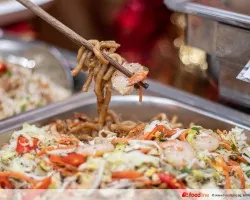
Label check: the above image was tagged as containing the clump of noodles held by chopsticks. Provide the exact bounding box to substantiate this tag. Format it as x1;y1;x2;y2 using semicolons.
71;40;149;125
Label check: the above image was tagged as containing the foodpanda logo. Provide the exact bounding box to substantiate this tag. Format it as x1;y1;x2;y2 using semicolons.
182;192;209;198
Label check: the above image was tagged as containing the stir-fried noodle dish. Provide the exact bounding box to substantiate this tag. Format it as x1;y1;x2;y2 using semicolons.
0;61;70;120
0;40;250;190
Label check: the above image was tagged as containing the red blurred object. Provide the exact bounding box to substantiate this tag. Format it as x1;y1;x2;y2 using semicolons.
114;0;218;101
16;136;39;154
0;62;7;73
3;22;36;40
158;172;186;189
114;0;171;66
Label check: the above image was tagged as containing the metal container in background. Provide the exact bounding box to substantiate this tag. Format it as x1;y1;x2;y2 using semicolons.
164;0;250;107
0;35;74;91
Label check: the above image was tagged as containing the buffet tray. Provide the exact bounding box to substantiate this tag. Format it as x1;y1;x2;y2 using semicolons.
164;0;250;29
1;80;250;146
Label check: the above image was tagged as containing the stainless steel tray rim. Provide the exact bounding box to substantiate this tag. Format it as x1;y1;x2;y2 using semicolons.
111;95;250;131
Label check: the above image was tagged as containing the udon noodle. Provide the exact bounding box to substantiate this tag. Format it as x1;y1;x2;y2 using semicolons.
71;40;148;126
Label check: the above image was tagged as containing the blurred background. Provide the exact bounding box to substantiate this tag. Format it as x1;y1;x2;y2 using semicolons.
0;0;219;102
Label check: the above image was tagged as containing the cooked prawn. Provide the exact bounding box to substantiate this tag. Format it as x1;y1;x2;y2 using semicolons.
192;129;220;152
76;143;114;156
161;140;196;169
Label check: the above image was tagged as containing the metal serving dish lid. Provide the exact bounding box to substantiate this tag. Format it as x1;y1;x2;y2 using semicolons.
164;0;250;29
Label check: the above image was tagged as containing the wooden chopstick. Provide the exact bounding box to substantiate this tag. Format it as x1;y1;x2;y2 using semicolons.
16;0;149;89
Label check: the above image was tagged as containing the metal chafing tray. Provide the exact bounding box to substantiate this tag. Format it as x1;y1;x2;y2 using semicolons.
1;80;250;146
164;0;250;107
0;34;87;93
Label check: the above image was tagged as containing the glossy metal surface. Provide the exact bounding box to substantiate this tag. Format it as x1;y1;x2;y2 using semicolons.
0;36;74;91
165;0;250;107
164;0;250;29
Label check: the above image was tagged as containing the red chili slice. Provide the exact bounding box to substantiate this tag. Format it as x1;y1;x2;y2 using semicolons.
16;136;39;154
61;153;86;167
158;173;186;189
0;62;7;73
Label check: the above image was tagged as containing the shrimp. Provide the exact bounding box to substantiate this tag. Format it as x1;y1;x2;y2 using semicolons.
191;129;220;152
161;140;196;169
127;71;148;86
77;143;114;156
111;63;148;95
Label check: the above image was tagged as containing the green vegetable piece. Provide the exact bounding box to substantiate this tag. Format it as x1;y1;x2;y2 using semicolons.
191;127;200;132
192;170;204;180
187;129;197;145
21;104;27;112
5;70;12;77
231;144;236;151
180;168;191;174
48;183;56;189
217;146;224;150
246;170;250;177
115;143;126;151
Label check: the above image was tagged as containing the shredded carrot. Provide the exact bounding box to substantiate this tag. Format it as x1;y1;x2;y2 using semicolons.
138;87;143;102
217;129;224;135
127;124;145;138
139;148;151;154
223;170;231;189
111;138;130;144
112;170;142;179
178;129;189;141
55;167;76;176
37;146;54;157
219;143;232;151
59;137;79;145
216;156;231;171
228;159;240;166
208;156;232;189
37;145;77;157
0;171;37;185
221;138;232;146
236;155;247;163
231;166;245;189
138;179;161;185
141;125;174;140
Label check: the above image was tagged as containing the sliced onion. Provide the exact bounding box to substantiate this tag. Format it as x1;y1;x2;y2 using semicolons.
169;129;187;140
46;148;76;155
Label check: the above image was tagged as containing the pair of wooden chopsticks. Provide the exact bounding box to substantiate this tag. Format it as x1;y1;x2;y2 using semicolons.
16;0;149;89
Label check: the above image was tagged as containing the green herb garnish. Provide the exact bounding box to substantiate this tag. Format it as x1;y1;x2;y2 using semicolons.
191;127;200;132
231;144;236;151
4;70;12;77
158;138;168;142
180;168;191;174
246;170;250;177
21;104;27;112
217;146;224;150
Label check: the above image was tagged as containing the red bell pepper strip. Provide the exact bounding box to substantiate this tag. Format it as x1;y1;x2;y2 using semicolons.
0;177;13;189
16;136;39;154
61;153;86;168
33;177;52;189
0;62;7;73
158;173;186;189
49;153;86;168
